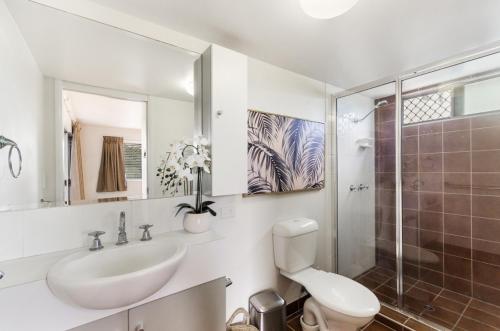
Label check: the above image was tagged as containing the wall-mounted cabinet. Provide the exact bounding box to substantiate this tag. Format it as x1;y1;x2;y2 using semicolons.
202;45;248;196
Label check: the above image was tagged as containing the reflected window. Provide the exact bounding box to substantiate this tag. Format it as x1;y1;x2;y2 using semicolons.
124;142;143;180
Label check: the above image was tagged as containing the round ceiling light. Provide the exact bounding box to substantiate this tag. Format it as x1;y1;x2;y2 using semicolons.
300;0;360;19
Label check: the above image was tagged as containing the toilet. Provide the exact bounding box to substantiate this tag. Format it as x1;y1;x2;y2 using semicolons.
273;218;380;331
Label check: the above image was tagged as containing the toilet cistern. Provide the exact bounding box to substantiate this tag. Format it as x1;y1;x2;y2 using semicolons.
272;218;380;331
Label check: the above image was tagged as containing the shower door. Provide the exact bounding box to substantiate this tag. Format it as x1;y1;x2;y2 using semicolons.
336;82;399;305
336;49;500;331
399;51;500;328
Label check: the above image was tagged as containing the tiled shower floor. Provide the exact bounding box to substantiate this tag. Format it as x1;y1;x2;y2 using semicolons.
354;266;500;330
286;296;439;331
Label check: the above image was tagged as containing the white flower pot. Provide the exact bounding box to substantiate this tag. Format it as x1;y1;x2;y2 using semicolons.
183;212;211;234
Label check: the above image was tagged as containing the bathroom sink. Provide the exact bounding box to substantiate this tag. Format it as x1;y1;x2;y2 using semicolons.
47;238;188;309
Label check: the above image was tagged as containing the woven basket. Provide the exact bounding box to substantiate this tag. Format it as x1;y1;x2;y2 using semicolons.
226;308;259;331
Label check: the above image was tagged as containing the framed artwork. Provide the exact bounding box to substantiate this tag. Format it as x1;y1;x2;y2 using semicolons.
247;109;325;195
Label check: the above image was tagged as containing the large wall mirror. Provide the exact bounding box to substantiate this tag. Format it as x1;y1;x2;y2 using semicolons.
0;0;201;212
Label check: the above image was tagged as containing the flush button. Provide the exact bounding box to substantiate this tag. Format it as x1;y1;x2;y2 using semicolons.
0;271;4;280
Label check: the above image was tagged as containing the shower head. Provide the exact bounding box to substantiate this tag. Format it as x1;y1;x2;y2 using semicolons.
375;100;389;108
352;99;390;123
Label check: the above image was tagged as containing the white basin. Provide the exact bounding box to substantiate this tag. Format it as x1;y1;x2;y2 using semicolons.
47;238;188;309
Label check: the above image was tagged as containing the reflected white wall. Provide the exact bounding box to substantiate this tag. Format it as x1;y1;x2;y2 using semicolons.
0;1;45;210
147;96;194;198
336;93;376;278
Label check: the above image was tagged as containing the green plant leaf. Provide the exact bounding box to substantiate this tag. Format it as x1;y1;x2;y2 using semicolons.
204;206;217;216
175;204;195;216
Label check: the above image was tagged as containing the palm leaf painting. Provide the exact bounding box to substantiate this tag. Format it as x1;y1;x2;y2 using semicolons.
248;142;293;192
283;118;307;171
247;110;325;195
248;111;275;142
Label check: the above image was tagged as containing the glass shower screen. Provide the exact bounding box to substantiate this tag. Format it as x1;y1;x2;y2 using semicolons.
336;82;398;305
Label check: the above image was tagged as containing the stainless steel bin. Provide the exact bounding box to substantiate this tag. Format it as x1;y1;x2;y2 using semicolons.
249;290;286;331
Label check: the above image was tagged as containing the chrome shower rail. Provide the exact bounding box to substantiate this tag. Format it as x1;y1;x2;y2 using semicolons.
0;135;22;178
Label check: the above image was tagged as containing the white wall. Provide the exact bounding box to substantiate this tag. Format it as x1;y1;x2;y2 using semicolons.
217;58;334;314
336;93;376;278
0;57;336;317
147;96;194;198
0;0;343;324
0;0;45;211
79;124;143;202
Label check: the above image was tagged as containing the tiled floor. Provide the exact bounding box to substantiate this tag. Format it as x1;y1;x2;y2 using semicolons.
286;303;438;331
286;266;500;330
354;266;500;330
286;313;302;331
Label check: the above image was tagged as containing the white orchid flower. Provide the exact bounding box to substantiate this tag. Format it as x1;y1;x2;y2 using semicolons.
186;154;206;168
179;168;194;181
199;137;209;146
158;136;212;195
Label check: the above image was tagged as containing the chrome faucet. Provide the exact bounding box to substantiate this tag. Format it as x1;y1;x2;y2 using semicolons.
139;224;153;241
88;231;105;251
358;184;369;191
116;211;128;245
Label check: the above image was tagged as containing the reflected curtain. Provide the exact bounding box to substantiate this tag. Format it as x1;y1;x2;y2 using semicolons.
70;121;85;201
96;136;127;192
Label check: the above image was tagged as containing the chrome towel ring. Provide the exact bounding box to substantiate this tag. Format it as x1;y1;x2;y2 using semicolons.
0;135;22;178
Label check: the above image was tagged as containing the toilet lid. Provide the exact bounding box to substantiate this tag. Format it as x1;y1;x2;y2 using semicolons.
281;268;380;318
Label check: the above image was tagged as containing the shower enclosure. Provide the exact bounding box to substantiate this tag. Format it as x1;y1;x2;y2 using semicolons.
335;47;500;330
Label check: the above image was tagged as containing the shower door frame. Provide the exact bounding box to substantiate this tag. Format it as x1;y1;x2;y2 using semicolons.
332;41;500;313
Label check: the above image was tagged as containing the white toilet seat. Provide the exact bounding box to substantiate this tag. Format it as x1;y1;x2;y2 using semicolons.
281;268;380;318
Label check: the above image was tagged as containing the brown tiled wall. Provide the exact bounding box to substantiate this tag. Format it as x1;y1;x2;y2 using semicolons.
375;107;500;307
375;96;397;273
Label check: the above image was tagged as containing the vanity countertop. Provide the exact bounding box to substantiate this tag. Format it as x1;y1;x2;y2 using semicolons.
0;230;226;331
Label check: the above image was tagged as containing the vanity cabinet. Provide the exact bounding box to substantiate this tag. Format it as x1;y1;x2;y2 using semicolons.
69;312;128;331
69;278;225;331
128;277;225;331
202;45;248;196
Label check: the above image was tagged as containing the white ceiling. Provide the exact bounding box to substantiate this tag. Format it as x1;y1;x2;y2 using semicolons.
63;90;146;129
6;0;199;101
88;0;500;89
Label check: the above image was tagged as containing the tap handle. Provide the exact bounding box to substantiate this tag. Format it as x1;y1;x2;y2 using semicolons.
88;231;105;251
88;231;105;238
139;224;153;241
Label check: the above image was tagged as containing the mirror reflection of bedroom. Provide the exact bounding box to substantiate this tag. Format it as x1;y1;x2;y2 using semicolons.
0;0;200;210
62;89;147;205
